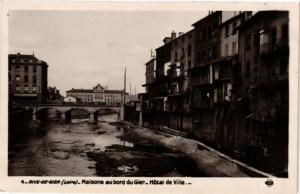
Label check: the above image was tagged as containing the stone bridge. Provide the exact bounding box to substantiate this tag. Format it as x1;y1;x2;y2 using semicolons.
16;103;122;122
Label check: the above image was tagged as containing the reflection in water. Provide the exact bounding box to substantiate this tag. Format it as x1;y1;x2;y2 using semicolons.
8;114;133;176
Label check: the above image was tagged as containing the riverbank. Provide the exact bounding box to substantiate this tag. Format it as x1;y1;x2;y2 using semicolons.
110;121;273;177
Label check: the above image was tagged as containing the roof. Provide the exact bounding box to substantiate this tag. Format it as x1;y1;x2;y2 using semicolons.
66;89;126;94
145;58;155;66
237;11;288;31
219;12;248;27
93;83;104;89
66;89;93;93
9;53;47;66
192;11;222;26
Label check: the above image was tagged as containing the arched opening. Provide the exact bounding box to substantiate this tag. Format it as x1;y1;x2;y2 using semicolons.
65;108;90;123
36;108;62;122
94;108;119;122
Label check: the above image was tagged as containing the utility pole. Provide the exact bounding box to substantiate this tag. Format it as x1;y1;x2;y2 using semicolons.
130;82;132;95
124;67;126;103
120;67;126;121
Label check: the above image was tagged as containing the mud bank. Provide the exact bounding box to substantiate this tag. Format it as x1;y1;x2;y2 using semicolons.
119;122;272;177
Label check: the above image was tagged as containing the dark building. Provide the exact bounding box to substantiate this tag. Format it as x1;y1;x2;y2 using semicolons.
167;30;196;131
213;12;252;148
189;11;230;142
47;86;63;102
139;11;289;175
9;53;48;103
235;11;289;172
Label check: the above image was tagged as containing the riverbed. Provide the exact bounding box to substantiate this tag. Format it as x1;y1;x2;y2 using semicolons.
8;114;204;177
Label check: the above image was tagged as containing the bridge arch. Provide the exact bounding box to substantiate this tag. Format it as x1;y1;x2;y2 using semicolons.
34;107;62;121
64;108;91;122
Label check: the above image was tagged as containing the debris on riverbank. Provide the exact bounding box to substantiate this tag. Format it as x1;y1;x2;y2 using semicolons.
129;126;272;177
87;145;205;177
109;121;271;177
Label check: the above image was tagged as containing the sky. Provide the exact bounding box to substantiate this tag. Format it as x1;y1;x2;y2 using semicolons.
9;10;207;96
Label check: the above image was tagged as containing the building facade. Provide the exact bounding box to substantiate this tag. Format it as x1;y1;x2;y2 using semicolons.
9;53;48;103
236;11;289;169
139;11;289;175
66;84;127;105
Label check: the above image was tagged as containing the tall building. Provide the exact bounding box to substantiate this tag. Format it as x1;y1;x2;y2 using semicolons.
166;29;196;131
236;11;289;169
9;53;48;103
66;84;128;105
213;12;252;147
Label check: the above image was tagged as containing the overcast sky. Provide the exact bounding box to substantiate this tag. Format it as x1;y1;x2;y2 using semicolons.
9;11;207;96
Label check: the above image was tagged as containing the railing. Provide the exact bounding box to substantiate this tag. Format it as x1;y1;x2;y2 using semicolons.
14;101;121;107
260;39;289;54
258;73;288;86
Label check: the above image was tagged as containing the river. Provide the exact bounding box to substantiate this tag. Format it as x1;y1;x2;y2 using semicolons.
8;114;204;177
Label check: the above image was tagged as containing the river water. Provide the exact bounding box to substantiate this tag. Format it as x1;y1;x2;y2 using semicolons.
8;114;202;177
8;114;134;176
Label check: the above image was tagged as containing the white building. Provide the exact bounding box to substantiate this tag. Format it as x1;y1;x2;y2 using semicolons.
64;96;77;103
66;84;128;105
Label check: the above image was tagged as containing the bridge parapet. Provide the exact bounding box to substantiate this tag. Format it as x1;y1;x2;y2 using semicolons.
15;103;122;122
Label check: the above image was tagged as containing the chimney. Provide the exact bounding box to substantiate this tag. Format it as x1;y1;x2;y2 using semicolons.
171;31;176;40
17;52;20;56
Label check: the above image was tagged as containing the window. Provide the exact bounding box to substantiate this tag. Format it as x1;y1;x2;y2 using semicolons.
188;60;191;68
232;41;237;55
202;28;207;41
281;24;288;41
271;28;277;48
213;21;218;32
188;33;192;39
208;48;212;59
24;85;29;92
25;66;28;72
246;34;252;50
208;25;212;40
33;65;37;73
259;30;268;46
225;25;229;37
245;61;250;77
16;65;20;71
33;85;37;92
33;75;37;83
225;44;229;56
232;22;237;34
188;44;192;56
16;75;20;81
202;49;206;60
24;75;28;82
9;65;11;71
212;46;217;59
16;85;20;91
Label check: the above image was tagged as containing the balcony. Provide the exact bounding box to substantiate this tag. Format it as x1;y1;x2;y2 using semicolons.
257;74;288;88
260;39;289;56
190;76;211;87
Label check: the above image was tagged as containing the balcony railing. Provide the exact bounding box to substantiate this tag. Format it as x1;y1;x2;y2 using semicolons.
260;39;289;55
258;73;288;87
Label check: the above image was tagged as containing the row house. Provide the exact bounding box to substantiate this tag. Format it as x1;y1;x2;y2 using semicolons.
141;35;173;128
189;11;235;142
236;11;289;170
213;12;252;147
141;11;288;174
166;30;195;131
